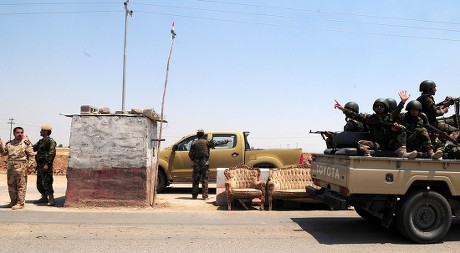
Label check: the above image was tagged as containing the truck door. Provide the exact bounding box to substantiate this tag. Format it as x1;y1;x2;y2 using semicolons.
168;135;202;180
208;133;242;178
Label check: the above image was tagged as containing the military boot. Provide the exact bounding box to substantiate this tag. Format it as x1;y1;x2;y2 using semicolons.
11;204;24;210
5;201;17;208
34;194;48;204
47;195;55;206
396;146;417;159
359;145;372;157
427;149;443;160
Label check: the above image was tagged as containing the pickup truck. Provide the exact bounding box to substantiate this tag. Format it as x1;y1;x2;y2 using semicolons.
306;130;460;244
157;131;304;192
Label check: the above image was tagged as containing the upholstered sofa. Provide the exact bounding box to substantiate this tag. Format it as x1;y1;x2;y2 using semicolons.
267;167;314;210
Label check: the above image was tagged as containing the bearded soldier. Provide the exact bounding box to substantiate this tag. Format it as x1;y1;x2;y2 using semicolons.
0;127;35;210
32;125;57;206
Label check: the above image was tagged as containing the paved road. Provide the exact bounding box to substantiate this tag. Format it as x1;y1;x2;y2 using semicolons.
0;175;459;252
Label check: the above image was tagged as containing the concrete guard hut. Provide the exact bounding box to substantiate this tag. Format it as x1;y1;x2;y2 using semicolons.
64;105;160;207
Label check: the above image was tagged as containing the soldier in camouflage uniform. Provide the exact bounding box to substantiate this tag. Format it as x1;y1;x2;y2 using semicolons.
393;100;443;159
0;127;35;210
343;102;367;132
417;80;459;134
335;91;417;158
188;129;229;200
189;129;212;200
32;125;57;206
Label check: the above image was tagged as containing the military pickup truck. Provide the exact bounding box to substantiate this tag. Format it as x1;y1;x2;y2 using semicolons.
306;129;460;244
157;131;304;192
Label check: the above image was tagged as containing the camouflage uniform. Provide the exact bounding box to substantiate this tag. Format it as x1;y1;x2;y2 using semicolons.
344;107;410;157
395;113;433;153
0;139;35;208
189;138;212;199
417;93;459;133
344;118;367;132
33;137;56;197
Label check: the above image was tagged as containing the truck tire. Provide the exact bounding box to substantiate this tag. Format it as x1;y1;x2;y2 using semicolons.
395;190;452;243
156;170;167;193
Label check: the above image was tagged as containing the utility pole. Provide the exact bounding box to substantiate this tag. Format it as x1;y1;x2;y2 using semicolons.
121;0;133;113
153;22;176;199
7;118;15;141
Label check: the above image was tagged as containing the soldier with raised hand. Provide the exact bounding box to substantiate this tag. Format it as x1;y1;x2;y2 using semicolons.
0;127;35;210
31;125;57;206
189;129;212;200
335;90;417;158
188;129;230;200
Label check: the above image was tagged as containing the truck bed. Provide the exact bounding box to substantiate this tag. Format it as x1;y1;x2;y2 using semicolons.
310;154;460;196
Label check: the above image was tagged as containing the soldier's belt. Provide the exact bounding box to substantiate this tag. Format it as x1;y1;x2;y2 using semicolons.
8;160;26;163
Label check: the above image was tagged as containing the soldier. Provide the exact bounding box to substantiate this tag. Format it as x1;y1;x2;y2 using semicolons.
343;102;367;132
417;80;458;133
335;91;417;158
31;125;57;206
0;127;35;210
394;100;443;159
386;98;397;114
188;129;229;200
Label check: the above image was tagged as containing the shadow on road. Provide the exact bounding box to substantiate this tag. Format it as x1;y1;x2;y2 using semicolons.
291;216;460;244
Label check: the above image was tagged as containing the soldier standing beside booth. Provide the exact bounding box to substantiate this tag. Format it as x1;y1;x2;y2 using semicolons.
0;127;35;210
32;125;57;206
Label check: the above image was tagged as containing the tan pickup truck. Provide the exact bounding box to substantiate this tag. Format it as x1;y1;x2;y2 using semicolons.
307;146;460;244
158;131;303;192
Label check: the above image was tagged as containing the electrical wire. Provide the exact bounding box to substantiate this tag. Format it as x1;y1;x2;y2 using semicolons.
192;0;460;26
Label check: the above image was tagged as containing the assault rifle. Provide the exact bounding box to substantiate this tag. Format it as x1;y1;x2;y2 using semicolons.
420;113;460;147
436;97;460;108
309;130;333;141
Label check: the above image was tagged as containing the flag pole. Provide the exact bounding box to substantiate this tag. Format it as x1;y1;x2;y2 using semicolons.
152;22;176;205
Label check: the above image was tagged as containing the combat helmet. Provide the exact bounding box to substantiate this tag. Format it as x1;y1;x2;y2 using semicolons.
344;102;359;113
386;98;397;112
419;80;436;92
406;100;423;111
373;98;389;112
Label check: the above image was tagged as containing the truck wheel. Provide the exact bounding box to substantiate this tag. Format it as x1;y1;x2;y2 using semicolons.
156;170;167;193
354;206;380;223
253;163;275;169
395;190;452;243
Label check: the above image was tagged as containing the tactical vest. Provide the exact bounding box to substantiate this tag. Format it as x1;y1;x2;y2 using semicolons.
191;139;209;159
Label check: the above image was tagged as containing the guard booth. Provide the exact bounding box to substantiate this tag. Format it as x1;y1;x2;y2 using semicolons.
64;106;160;207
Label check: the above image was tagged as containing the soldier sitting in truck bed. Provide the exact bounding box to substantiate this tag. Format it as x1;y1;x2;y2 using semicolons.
334;90;417;158
392;100;443;159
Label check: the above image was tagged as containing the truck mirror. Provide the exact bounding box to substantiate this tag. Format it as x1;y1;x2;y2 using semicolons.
172;144;178;152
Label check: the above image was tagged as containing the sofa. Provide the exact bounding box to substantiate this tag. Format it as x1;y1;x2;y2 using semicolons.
267;167;315;211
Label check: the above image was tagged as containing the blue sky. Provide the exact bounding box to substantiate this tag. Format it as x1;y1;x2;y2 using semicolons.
1;0;460;153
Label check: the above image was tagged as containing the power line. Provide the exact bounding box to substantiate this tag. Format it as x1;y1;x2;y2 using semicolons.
0;10;121;16
133;2;460;34
0;2;119;6
193;0;460;26
135;10;460;42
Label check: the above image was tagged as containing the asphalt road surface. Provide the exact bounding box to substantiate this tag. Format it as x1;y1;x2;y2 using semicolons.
0;175;459;252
